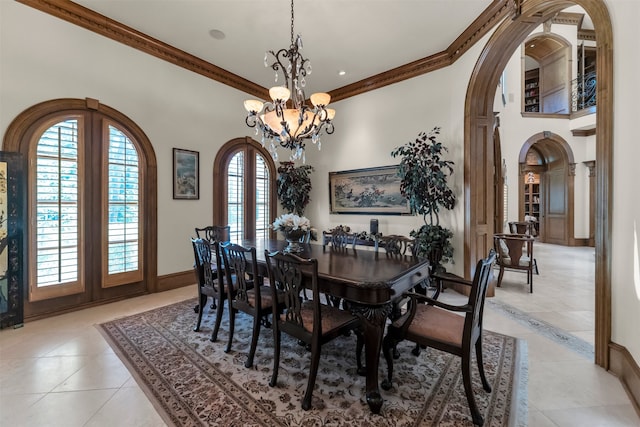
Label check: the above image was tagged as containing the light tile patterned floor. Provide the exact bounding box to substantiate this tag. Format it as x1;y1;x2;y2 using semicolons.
0;243;638;426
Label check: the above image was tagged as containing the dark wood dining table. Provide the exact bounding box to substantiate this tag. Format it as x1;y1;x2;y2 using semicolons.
242;238;430;414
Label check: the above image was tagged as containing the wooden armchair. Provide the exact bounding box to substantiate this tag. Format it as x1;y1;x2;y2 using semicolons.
493;233;535;293
264;250;361;410
381;250;497;426
191;239;231;341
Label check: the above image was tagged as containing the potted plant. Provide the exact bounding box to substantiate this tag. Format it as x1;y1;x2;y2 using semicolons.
276;161;314;216
391;127;456;272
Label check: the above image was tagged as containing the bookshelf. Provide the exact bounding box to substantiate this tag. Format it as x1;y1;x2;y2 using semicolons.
524;68;540;113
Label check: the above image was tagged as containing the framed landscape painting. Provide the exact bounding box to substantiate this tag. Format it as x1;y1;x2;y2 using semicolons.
329;165;411;215
173;148;199;200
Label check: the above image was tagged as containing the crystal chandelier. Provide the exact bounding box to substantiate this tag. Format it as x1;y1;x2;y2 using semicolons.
244;0;335;163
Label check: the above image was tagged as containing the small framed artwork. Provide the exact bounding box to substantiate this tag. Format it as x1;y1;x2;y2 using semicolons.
173;148;199;200
329;165;411;215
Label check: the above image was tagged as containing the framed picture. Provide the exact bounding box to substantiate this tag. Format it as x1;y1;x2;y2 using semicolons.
0;151;25;329
173;148;199;200
329;165;411;215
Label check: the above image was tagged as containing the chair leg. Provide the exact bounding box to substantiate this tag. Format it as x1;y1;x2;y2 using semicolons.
461;353;484;426
211;296;224;342
302;342;321;410
269;328;281;388
497;267;505;288
475;338;491;392
534;258;539;275
355;329;366;376
380;333;395;391
245;311;262;368
194;293;207;332
225;305;236;353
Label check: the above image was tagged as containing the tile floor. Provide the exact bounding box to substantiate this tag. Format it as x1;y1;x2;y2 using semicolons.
0;243;638;426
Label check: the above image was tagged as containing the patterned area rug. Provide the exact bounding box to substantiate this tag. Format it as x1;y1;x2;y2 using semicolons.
98;298;527;426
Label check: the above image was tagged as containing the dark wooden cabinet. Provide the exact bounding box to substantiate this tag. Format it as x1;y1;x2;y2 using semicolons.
523;68;540;112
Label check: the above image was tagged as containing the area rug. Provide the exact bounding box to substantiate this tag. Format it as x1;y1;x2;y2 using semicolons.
97;298;527;427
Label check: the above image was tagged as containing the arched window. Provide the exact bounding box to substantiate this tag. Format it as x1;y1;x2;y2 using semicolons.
214;137;276;241
3;98;157;317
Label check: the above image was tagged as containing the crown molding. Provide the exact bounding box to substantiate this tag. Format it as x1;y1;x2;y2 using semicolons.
18;0;511;103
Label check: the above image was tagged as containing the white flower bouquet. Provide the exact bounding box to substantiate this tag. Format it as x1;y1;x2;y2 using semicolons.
271;213;311;234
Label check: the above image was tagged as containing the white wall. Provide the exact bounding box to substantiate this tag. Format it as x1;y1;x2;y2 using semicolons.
608;0;640;364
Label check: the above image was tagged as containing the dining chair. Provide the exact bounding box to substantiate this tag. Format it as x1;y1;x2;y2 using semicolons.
493;233;536;293
195;225;231;244
191;238;231;341
381;249;497;426
322;225;355;249
221;242;279;368
376;234;415;257
264;250;361;410
192;225;232;314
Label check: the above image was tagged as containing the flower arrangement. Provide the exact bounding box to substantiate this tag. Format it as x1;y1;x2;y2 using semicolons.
272;213;312;253
272;213;311;234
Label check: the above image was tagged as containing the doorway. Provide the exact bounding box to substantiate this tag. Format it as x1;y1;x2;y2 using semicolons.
518;132;576;246
464;0;612;368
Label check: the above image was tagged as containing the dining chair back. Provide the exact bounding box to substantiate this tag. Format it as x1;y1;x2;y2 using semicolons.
264;250;361;410
377;234;415;257
195;225;231;244
322;226;355;249
381;249;497;426
221;242;274;368
191;238;229;341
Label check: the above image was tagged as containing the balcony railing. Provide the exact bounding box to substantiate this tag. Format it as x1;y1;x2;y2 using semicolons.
571;71;597;112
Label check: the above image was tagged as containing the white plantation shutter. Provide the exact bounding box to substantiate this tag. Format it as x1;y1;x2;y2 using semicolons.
103;124;142;286
255;154;270;241
227;152;244;242
31;119;84;300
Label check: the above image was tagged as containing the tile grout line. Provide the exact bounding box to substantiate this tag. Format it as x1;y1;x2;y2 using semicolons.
486;298;595;360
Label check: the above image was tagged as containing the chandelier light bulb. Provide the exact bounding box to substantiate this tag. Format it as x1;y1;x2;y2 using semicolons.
310;92;331;107
269;86;291;102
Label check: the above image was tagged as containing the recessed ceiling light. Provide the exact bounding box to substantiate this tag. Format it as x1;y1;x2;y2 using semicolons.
209;29;226;40
338;70;346;76
530;43;536;48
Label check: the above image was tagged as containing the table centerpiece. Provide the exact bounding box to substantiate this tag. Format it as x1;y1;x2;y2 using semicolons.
272;213;311;253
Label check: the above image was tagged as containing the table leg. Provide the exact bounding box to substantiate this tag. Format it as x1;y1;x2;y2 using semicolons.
350;302;392;414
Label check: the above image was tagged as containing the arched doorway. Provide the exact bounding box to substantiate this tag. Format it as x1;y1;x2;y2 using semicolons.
518;132;576;245
464;0;612;367
523;32;573;114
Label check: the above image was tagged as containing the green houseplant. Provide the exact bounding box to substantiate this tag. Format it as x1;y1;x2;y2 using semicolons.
276;161;314;216
391;127;456;270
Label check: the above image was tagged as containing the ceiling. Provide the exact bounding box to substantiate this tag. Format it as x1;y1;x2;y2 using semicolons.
70;0;493;96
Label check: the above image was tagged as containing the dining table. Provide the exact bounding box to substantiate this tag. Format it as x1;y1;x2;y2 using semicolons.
242;238;430;414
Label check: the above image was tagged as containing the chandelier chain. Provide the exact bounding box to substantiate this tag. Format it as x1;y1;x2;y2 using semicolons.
290;0;295;47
